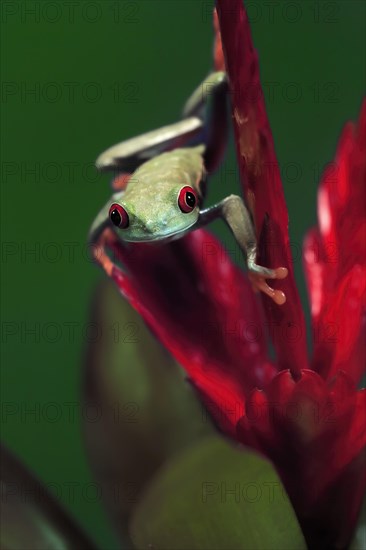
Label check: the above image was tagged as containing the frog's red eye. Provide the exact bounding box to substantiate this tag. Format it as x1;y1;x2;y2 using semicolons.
178;186;197;213
109;203;129;229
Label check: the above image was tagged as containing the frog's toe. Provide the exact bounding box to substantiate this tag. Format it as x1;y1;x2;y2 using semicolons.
247;265;288;305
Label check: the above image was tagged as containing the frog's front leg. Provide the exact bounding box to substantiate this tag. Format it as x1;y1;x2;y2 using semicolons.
96;71;227;174
198;195;288;304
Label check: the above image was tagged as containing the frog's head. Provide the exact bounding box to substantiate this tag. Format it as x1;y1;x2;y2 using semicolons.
109;181;200;242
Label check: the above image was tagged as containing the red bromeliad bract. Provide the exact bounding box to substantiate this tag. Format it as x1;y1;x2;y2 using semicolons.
94;1;366;547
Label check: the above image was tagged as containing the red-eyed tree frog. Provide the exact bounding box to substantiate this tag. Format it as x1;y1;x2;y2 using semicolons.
89;72;288;304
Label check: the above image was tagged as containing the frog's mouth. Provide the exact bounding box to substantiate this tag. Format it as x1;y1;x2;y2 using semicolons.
123;220;197;244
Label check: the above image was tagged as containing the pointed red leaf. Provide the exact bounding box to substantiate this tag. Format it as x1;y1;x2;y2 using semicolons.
304;101;366;383
312;265;366;382
216;0;308;376
95;228;275;406
317;101;366;281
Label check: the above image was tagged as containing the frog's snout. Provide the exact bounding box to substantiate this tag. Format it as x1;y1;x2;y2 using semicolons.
142;217;168;234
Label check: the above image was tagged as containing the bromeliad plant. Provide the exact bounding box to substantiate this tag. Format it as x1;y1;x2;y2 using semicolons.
86;1;365;549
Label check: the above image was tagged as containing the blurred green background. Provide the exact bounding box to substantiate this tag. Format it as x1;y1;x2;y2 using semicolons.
1;1;365;548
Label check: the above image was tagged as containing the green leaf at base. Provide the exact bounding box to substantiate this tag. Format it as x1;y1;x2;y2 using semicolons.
130;436;307;550
83;280;214;543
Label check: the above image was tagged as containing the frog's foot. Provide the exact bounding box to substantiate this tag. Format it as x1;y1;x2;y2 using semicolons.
92;228;116;277
112;172;131;191
247;265;288;305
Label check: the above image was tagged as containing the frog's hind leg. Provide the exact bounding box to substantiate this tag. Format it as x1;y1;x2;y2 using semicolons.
182;71;228;173
96;117;204;173
96;72;227;176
